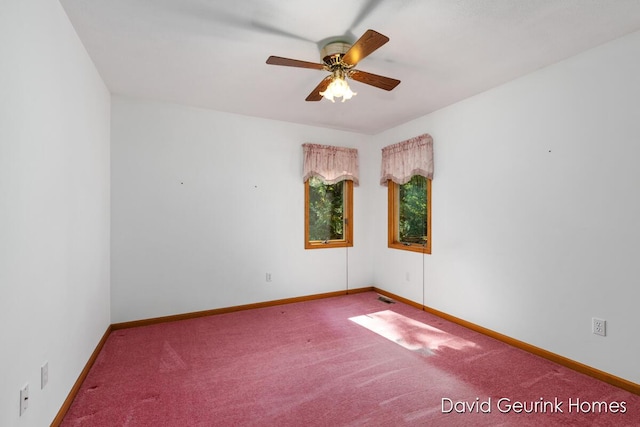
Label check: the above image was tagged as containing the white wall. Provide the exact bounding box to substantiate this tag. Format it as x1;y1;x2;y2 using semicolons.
111;97;372;323
0;1;111;426
369;30;640;384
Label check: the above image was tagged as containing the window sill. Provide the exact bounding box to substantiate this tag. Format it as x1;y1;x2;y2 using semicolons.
306;241;353;250
388;242;431;254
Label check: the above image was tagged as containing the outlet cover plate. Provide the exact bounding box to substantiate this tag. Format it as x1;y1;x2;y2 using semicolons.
592;317;606;336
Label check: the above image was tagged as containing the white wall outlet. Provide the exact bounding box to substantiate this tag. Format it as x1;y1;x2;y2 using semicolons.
405;272;410;281
266;273;272;282
20;384;29;416
592;317;606;336
41;361;49;389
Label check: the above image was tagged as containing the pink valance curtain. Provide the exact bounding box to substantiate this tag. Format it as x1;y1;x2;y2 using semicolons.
303;143;359;186
380;134;433;186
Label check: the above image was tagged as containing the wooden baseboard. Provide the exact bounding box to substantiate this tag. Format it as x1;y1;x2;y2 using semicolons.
50;325;112;426
373;287;640;396
112;286;374;330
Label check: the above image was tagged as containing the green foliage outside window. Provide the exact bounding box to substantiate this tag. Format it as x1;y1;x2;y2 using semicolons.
308;176;344;241
398;175;427;244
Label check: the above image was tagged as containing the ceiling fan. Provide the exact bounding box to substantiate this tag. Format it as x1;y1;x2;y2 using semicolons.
266;29;400;103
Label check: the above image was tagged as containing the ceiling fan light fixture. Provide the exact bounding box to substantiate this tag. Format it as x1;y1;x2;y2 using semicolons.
320;73;357;103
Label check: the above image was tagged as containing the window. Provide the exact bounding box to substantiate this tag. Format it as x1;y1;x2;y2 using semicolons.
380;133;433;254
305;176;353;249
388;175;431;254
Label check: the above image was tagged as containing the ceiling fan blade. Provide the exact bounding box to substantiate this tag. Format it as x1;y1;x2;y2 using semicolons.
350;70;400;91
348;0;384;31
266;56;325;70
306;77;332;101
341;29;389;66
252;21;315;43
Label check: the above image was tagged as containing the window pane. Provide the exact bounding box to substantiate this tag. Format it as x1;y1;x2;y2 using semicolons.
308;176;345;241
398;175;427;244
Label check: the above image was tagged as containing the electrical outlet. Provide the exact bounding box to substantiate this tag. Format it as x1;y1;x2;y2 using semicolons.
592;317;606;336
266;273;272;282
20;384;28;416
41;361;49;389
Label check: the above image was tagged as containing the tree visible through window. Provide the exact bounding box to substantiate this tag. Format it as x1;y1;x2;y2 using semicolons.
399;175;427;244
388;175;431;253
305;176;353;249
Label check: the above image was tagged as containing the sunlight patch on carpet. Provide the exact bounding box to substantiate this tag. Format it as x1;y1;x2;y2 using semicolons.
349;310;477;355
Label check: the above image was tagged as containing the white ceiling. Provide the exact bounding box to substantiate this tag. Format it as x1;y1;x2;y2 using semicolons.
60;0;640;134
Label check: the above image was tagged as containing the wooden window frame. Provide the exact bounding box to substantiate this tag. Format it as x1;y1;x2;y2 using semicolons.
305;179;353;249
387;178;431;254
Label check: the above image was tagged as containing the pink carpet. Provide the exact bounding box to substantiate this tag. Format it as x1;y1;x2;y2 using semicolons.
61;292;640;426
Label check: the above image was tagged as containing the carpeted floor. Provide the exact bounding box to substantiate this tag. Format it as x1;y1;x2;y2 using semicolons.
61;292;640;426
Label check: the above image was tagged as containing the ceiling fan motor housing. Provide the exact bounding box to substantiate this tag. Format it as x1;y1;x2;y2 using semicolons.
321;41;352;67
